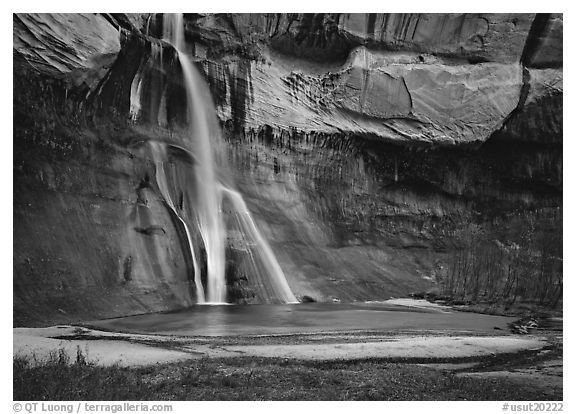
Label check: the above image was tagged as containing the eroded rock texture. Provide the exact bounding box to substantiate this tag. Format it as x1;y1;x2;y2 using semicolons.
13;13;562;325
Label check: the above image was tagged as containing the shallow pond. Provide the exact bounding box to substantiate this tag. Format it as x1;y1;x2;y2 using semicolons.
89;301;515;337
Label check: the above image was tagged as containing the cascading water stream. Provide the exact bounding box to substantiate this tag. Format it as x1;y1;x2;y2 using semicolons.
148;13;298;304
221;186;298;303
149;142;206;303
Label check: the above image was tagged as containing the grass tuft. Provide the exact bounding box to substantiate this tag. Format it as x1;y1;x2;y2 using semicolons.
13;349;562;401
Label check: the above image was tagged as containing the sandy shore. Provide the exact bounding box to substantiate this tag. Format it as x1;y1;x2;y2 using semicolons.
14;325;548;367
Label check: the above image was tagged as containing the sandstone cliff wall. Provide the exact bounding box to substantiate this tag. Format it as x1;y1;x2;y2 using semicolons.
13;13;562;325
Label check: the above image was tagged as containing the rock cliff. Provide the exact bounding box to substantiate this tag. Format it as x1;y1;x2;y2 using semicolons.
13;13;562;325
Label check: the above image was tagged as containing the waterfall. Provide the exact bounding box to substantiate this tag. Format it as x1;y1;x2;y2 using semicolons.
163;14;226;304
149;142;206;303
221;186;298;303
159;13;297;304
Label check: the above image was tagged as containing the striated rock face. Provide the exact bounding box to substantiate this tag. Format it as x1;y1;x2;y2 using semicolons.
178;13;562;145
13;13;563;144
13;13;562;325
13;14;120;88
228;13;536;63
13;65;196;325
494;68;562;144
337;13;530;62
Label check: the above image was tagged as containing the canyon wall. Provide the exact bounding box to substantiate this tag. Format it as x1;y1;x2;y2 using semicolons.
13;13;562;325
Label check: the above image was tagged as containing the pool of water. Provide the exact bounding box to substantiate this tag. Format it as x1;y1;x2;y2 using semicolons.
88;301;515;337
